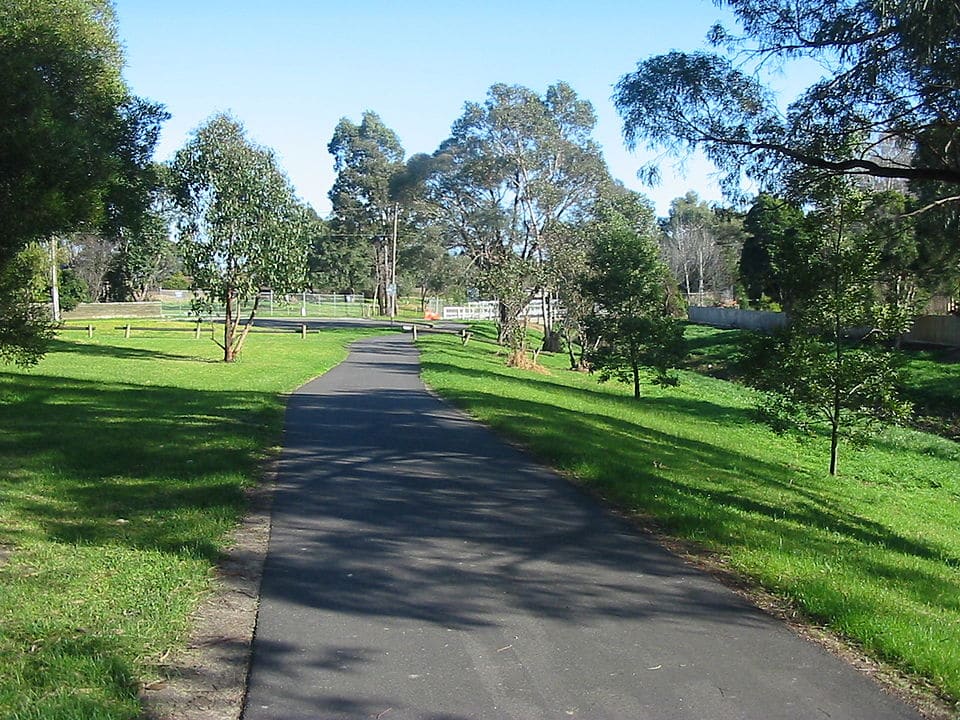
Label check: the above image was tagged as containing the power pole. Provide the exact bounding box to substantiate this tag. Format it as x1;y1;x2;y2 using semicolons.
390;203;399;318
49;236;61;322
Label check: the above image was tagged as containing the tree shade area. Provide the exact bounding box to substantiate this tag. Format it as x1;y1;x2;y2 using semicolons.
416;325;960;711
0;324;367;719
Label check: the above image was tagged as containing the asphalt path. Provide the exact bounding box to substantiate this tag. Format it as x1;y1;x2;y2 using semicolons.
243;333;921;720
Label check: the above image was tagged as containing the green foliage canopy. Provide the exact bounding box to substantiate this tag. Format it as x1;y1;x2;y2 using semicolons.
740;194;806;307
107;169;180;300
585;197;686;398
0;247;52;366
170;114;308;362
0;0;165;364
745;186;913;475
408;82;610;353
0;0;166;266
327;112;405;312
614;0;960;212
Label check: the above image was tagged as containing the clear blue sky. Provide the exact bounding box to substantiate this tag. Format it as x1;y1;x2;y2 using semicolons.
114;0;771;217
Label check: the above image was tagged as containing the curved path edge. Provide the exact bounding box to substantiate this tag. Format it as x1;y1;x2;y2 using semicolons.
141;332;951;720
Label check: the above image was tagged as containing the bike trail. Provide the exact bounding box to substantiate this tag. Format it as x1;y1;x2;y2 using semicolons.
242;333;921;720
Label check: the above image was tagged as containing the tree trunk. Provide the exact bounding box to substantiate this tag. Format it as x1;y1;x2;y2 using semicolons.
374;242;388;316
541;294;563;353
829;417;840;476
542;332;562;353
231;294;261;360
223;290;236;362
49;237;61;322
697;247;705;305
565;331;578;370
497;301;510;345
829;220;843;475
632;361;641;399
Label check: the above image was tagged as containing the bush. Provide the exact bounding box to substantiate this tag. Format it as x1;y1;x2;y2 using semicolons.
162;271;191;290
57;268;90;311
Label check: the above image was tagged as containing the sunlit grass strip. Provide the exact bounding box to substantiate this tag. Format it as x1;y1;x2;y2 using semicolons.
417;324;960;705
0;321;376;719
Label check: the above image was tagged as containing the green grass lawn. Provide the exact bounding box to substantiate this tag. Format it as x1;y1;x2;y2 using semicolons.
683;323;960;439
417;324;960;708
0;322;375;719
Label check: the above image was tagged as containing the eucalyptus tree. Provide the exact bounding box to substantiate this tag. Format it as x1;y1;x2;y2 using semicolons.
108;209;179;300
64;233;116;301
106;168;180;300
305;211;362;293
397;232;469;312
409;82;609;361
327;112;405;315
547;219;593;370
0;0;165;362
170;114;308;363
613;0;960;230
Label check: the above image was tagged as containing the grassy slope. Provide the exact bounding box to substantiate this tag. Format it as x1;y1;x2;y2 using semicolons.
683;323;960;438
0;322;373;719
417;325;960;706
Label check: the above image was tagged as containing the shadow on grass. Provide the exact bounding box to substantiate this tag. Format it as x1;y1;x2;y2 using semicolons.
234;333;960;711
0;369;281;561
44;338;219;363
899;356;960;418
431;342;760;427
679;325;750;377
0;631;140;719
418;348;960;610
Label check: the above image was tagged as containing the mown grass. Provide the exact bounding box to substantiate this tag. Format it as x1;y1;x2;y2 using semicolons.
0;321;376;719
683;323;960;440
417;323;960;707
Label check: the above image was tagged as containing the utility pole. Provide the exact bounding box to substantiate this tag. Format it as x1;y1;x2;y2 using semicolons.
49;236;61;322
390;202;399;318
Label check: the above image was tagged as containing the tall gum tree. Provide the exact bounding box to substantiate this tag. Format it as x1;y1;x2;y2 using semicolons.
0;0;165;364
408;82;609;360
614;0;960;241
170;114;308;363
327;112;405;316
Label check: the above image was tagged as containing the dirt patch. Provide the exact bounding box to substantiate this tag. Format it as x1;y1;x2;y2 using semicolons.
505;350;551;374
139;464;276;720
0;545;13;568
